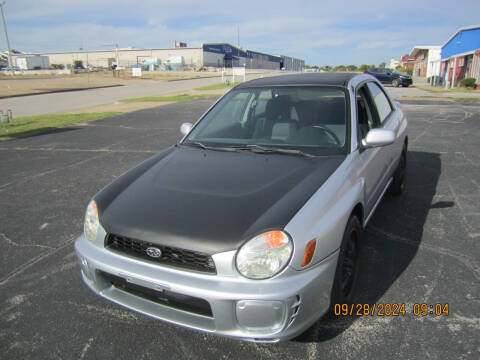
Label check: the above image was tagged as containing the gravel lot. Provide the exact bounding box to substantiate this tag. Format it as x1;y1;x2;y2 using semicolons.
0;98;479;359
0;71;226;98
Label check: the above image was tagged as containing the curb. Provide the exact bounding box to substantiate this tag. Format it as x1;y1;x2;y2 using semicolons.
0;84;125;100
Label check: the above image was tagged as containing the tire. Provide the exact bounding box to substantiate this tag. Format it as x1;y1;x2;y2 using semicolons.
404;84;410;88
388;148;407;196
330;215;362;309
392;79;400;87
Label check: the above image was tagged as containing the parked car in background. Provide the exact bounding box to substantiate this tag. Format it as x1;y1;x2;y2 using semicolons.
364;68;412;87
75;73;408;342
1;66;20;71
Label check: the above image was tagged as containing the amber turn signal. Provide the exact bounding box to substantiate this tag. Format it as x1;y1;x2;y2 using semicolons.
264;231;288;249
301;239;317;267
92;201;98;216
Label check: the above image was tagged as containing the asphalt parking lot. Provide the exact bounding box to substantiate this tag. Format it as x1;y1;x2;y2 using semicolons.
0;98;479;359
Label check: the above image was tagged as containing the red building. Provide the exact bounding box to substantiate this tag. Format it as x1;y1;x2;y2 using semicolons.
400;54;415;71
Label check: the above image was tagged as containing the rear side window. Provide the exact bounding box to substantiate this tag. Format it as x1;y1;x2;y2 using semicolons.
366;82;392;124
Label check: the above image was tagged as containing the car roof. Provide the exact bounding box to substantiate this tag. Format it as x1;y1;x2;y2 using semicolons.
235;73;360;89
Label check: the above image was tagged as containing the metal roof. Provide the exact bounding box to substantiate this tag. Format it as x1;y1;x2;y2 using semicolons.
236;73;358;88
442;24;480;49
36;47;202;56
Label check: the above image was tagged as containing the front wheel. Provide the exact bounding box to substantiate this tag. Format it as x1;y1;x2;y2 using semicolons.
392;79;400;87
330;215;362;309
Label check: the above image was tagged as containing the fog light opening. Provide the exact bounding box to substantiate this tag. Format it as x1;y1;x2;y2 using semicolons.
236;300;287;333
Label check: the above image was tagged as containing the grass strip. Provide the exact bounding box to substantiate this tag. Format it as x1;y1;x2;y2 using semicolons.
119;93;221;102
452;97;480;103
398;96;480;103
414;85;479;93
194;82;241;91
0;112;120;141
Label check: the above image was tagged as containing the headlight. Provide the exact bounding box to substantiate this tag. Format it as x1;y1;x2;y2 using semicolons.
236;231;293;279
84;200;99;242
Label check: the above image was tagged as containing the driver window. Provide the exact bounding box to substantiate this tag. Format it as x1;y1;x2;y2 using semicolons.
356;86;376;139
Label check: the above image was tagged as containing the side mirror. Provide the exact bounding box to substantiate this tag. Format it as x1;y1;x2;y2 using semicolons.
362;128;395;148
180;122;193;136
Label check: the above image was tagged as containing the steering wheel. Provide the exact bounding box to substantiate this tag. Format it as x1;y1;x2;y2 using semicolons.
315;125;342;145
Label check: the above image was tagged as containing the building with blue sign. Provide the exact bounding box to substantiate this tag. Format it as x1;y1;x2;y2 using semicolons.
439;25;480;88
202;43;304;71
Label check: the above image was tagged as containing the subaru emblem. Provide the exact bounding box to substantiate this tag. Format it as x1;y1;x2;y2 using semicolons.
146;247;162;258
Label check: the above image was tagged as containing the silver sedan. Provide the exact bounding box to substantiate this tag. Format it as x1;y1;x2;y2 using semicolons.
75;73;407;342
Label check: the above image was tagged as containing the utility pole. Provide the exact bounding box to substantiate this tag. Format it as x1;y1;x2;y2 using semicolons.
237;25;240;48
0;1;13;70
86;47;90;87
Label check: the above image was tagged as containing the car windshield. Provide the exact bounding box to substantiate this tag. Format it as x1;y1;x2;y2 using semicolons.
391;69;401;74
183;86;349;156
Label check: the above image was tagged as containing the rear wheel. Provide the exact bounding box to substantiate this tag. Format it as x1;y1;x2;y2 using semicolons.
330;215;362;309
392;79;400;87
389;148;407;196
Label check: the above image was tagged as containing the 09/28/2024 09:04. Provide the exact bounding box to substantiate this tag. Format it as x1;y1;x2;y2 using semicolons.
333;303;450;317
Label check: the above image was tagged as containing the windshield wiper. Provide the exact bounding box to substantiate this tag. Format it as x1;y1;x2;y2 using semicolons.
182;141;208;149
181;142;314;157
181;141;239;152
236;144;315;157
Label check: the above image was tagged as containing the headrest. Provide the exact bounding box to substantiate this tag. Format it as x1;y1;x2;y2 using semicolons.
265;96;291;121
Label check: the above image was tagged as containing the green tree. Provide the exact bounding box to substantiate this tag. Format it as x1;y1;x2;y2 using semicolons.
379;62;386;68
358;64;369;71
346;65;358;72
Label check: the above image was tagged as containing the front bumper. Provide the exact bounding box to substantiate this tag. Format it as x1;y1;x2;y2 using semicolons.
75;235;338;342
399;77;412;85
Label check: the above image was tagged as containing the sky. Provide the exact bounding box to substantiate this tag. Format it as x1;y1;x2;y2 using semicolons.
1;0;479;66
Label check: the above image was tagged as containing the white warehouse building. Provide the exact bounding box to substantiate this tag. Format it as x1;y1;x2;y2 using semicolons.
11;43;304;71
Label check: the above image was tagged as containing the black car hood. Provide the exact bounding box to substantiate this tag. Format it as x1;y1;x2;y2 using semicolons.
96;146;345;254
